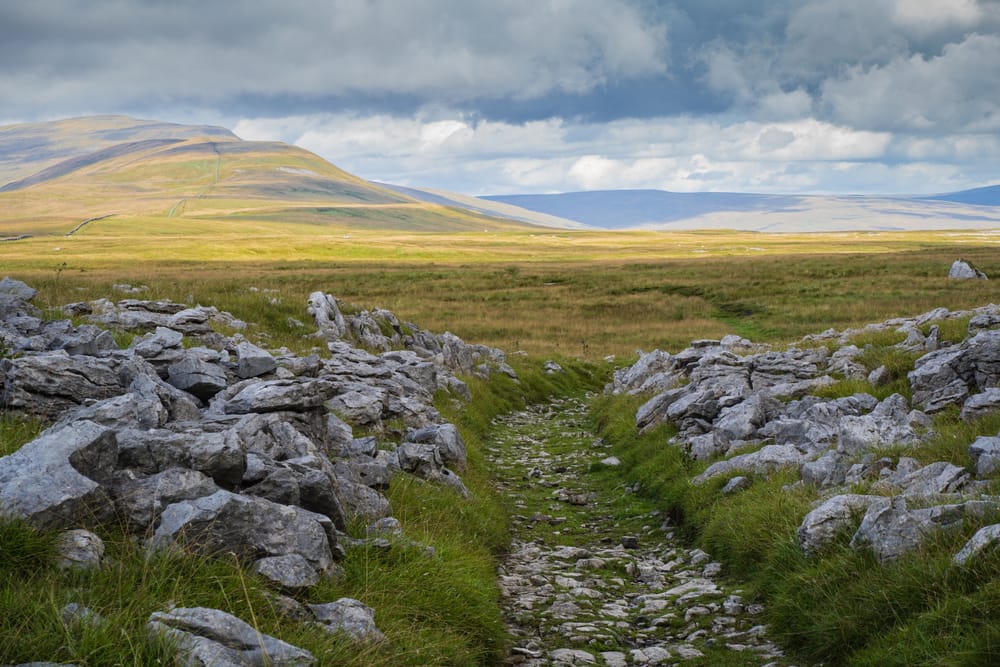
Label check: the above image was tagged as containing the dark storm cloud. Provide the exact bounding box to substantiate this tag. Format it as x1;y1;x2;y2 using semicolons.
0;0;669;119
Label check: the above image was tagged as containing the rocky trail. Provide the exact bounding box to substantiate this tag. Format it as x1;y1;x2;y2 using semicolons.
487;397;790;667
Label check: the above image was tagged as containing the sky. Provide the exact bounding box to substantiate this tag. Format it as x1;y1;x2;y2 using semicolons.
2;0;999;196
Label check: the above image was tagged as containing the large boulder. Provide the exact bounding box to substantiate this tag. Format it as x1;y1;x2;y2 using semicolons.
234;341;277;379
403;423;467;471
0;420;117;529
692;445;806;485
150;490;338;574
222;379;336;414
111;468;220;527
849;496;994;563
798;494;888;556
309;598;386;643
167;354;228;401
148;607;315;666
1;353;124;419
116;427;245;488
949;259;987;280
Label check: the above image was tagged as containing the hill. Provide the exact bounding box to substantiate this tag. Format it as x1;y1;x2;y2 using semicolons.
478;188;1000;232
0;116;537;236
924;184;1000;206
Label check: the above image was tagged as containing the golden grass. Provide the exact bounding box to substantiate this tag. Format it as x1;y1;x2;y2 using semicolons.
3;219;998;358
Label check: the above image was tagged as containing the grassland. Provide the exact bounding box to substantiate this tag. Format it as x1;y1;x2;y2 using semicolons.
3;213;1000;664
2;220;998;358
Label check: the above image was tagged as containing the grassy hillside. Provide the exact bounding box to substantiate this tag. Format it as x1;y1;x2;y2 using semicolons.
0;116;535;235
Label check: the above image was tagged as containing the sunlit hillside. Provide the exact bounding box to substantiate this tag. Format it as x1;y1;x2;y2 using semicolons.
0;116;535;235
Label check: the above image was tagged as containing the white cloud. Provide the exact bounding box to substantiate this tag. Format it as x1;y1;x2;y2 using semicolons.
891;0;982;34
820;32;1000;132
233;111;978;195
0;0;669;112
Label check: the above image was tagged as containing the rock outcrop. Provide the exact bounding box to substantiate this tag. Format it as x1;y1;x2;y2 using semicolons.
611;302;1000;566
0;278;505;657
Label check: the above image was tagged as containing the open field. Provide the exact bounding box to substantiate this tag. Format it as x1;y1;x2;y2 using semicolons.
2;221;999;357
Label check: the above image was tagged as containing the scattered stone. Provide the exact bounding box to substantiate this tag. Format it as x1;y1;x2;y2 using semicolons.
0;420;117;529
953;523;1000;565
308;598;386;643
55;529;105;569
949;259;988;280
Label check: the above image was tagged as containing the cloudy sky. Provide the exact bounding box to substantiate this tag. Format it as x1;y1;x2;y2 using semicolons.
2;0;999;195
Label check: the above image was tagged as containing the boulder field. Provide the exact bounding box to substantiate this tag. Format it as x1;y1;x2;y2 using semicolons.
608;302;1000;565
0;276;512;665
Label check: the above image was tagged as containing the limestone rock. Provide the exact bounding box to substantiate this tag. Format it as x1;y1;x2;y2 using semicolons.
403;423;467;471
308;598;386;643
961;388;1000;421
167;355;228;401
235;341;277;379
150;490;336;573
148;606;315;666
112;468;219;527
949;259;987;280
56;529;105;569
798;494;888;556
116;427;245;488
222;379;336;414
252;554;320;591
693;445;805;485
0;420;117;529
953;523;1000;565
969;435;1000;477
1;353;124;419
850;496;981;563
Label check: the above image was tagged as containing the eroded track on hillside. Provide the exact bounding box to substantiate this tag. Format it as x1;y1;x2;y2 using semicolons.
487;397;791;667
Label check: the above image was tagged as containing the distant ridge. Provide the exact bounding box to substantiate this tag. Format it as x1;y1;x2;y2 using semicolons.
472;187;1000;232
924;185;1000;207
481;189;802;229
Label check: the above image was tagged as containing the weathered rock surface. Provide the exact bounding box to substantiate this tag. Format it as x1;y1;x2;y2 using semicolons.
614;301;1000;568
150;490;337;574
148;607;315;666
0;420;117;528
949;259;988;280
308;598;386;643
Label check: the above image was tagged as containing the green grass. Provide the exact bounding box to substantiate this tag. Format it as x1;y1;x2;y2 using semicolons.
591;387;1000;666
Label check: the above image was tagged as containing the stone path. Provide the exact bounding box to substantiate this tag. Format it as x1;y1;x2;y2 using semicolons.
487;397;794;667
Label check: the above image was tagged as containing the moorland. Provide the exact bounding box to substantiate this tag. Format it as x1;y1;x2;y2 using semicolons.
2;116;1000;666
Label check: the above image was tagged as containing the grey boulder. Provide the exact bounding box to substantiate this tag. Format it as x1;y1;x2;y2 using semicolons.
150;490;336;573
0;420;116;528
235;341;277;379
148;606;315;666
309;598;386;643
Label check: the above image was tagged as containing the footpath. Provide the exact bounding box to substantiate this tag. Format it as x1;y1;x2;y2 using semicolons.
487;397;793;667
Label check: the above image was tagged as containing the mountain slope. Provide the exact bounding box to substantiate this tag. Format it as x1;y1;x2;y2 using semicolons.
376;183;591;230
924;184;1000;206
482;190;802;229
478;188;1000;232
0;116;537;235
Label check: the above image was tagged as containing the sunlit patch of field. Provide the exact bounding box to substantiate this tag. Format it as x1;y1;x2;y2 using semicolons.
2;219;997;358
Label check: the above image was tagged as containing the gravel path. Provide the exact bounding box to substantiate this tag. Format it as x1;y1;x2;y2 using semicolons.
486;397;795;667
